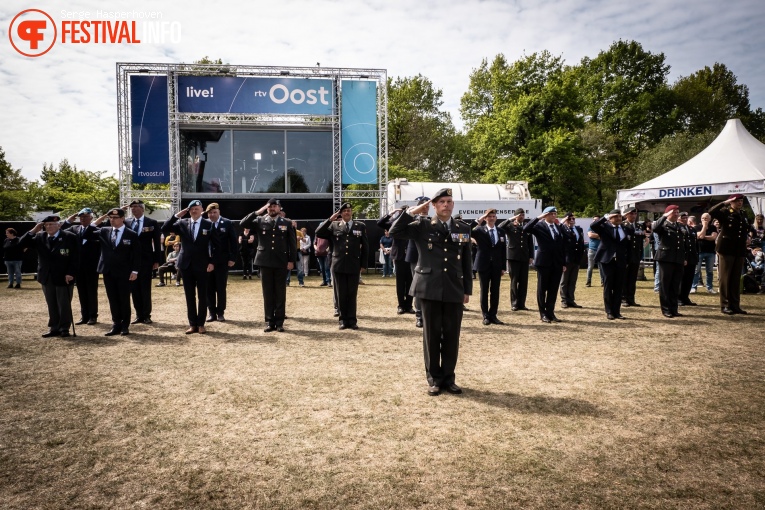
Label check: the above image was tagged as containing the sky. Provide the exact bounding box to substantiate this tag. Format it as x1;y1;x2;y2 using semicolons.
1;0;764;182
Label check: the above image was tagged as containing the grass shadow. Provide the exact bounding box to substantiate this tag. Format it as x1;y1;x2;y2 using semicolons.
465;388;609;418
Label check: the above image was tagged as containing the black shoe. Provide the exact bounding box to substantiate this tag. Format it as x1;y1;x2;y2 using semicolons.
130;318;143;325
490;318;504;325
75;318;87;325
518;306;530;311
416;319;423;328
607;314;615;320
397;307;405;315
41;330;60;338
264;325;276;332
217;315;226;322
14;284;20;289
339;324;347;330
6;284;12;288
663;312;674;318
105;328;120;336
276;326;285;332
333;310;340;317
482;318;491;326
349;324;359;330
570;303;583;309
142;318;153;325
156;282;166;287
551;316;562;323
733;308;748;315
428;385;441;396
404;308;416;314
615;315;627;320
561;303;569;309
721;308;735;315
445;383;463;394
59;331;71;338
120;329;130;336
585;282;591;287
87;319;97;325
628;302;641;307
206;315;217;322
541;316;551;323
320;282;328;286
686;301;697;306
511;307;518;312
673;312;684;317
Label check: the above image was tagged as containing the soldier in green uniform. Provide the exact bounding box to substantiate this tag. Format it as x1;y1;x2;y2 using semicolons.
709;194;751;314
390;188;473;396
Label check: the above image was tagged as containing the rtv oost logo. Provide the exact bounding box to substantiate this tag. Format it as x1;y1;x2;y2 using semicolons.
9;9;57;57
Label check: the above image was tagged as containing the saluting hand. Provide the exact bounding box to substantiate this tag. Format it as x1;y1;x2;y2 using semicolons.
67;213;78;223
409;200;431;216
32;223;43;234
176;207;190;218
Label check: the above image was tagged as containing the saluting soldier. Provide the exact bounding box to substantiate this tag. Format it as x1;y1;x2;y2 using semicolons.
524;206;567;323
498;208;533;312
590;211;632;320
709;194;751;314
240;199;296;332
205;203;239;322
471;208;507;325
677;212;699;307
405;196;430;328
559;212;586;309
653;205;688;318
378;208;414;315
315;202;369;330
62;207;102;325
390;188;473;397
19;215;79;338
125;200;162;325
621;207;647;307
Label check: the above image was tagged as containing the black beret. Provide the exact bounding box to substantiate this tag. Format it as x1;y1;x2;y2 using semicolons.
267;198;281;206
623;207;637;214
129;200;144;206
432;188;452;201
107;208;125;217
339;202;352;211
41;215;61;223
562;212;575;219
608;209;621;216
514;208;525;215
188;200;203;208
416;196;430;206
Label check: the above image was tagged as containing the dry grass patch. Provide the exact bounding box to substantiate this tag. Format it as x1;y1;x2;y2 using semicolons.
1;271;764;509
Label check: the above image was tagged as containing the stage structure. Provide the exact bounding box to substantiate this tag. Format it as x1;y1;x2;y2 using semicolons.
116;63;388;218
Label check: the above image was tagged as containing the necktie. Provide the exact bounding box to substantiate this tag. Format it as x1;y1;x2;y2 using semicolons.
133;219;140;233
111;229;117;247
47;235;53;249
549;225;556;239
490;228;496;246
192;221;198;240
345;221;351;233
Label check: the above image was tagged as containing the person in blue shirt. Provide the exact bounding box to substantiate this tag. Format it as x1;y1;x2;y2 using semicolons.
379;230;394;277
586;216;605;287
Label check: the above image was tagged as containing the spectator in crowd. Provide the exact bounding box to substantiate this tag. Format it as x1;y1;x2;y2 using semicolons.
524;207;567;323
559;212;585;309
156;242;181;287
313;234;331;287
3;228;24;289
239;227;256;280
379;229;394;278
164;232;179;258
752;213;765;249
298;227;311;287
692;213;718;294
586;216;604;287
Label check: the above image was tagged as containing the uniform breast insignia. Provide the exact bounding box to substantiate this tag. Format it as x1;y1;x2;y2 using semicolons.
220;228;226;232
143;226;154;232
201;229;208;236
428;243;433;251
353;230;362;236
122;239;131;245
279;225;288;232
59;248;70;255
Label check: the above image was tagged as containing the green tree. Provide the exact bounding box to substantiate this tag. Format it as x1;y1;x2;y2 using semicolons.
0;147;32;220
31;159;120;215
631;130;718;186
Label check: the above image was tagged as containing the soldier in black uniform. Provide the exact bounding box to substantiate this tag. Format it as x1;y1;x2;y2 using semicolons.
471;208;507;325
621;207;647;307
653;205;688;318
315;203;369;330
19;215;79;337
125;200;162;325
591;211;632;319
559;212;586;308
709;194;751;314
678;212;699;307
240;199;297;332
524;206;567;323
62;207;102;325
205;203;239;322
390;188;473;396
405;196;430;327
378;208;414;315
498;208;533;311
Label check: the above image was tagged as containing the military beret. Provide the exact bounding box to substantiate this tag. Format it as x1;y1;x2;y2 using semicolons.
107;208;125;217
679;211;688;217
728;193;744;200
188;200;203;208
664;204;679;213
432;188;452;201
205;202;220;212
623;207;637;214
129;200;144;206
77;207;93;216
415;196;430;206
543;206;557;214
562;212;574;219
41;215;61;223
266;198;281;206
339;202;352;212
514;208;525;215
485;208;497;216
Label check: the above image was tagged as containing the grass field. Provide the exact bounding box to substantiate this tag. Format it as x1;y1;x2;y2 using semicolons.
1;270;764;509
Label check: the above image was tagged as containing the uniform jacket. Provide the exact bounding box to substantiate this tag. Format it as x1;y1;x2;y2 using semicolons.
471;224;507;272
590;217;632;267
96;227;141;277
679;223;699;265
560;224;586;265
61;221;102;271
377;211;408;261
390;213;473;303
523;218;566;268
315;218;369;273
161;215;213;271
709;202;750;256
652;216;687;264
209;217;239;265
403;215;429;265
127;216;163;266
240;212;297;269
622;220;645;264
19;229;79;286
498;219;534;262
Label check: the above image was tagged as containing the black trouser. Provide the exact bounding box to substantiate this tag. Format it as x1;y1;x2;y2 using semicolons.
601;260;626;317
410;262;422;318
622;260;640;304
679;258;698;303
260;266;288;327
103;272;132;329
536;265;563;319
394;259;413;310
508;259;529;309
207;263;229;316
181;266;209;327
478;266;502;319
717;254;744;311
131;261;153;320
658;261;683;315
333;270;360;327
241;253;254;276
421;298;463;387
41;282;74;333
559;262;580;305
76;267;99;320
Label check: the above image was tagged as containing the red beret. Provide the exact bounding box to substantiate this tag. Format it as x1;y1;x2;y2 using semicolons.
664;205;679;213
728;193;744;200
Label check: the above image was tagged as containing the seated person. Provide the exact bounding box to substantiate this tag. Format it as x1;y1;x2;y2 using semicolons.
156;242;182;287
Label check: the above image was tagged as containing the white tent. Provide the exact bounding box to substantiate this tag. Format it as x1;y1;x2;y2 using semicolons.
617;119;765;214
